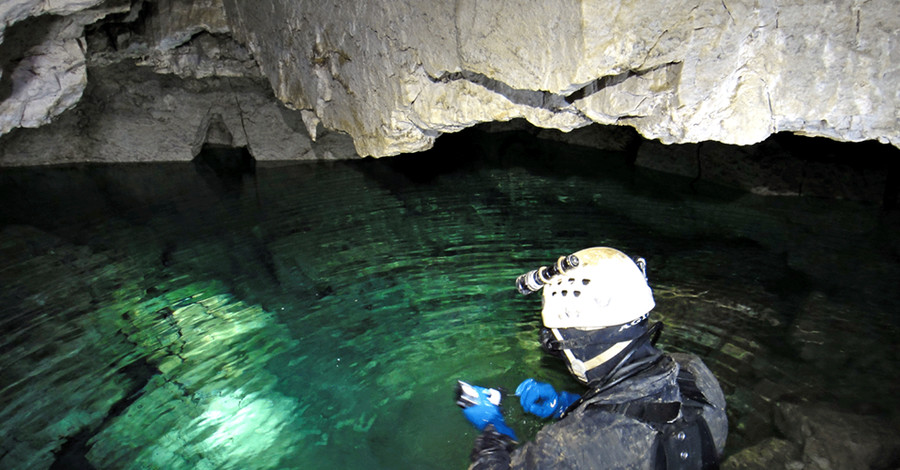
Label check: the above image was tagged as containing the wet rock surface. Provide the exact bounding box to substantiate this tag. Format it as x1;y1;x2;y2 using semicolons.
774;402;900;470
721;401;900;470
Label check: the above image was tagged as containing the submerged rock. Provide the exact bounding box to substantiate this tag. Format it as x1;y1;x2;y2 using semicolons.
721;437;803;470
774;402;900;470
721;400;900;470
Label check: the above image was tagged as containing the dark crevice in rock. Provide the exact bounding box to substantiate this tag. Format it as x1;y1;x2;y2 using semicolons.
193;143;257;196
109;359;160;417
690;142;705;193
429;62;680;116
49;427;96;470
566;62;682;105
565;73;630;104
84;0;150;54
50;357;160;470
193;144;256;176
429;70;572;112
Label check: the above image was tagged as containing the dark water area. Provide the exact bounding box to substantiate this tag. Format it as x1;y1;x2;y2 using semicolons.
1;129;898;469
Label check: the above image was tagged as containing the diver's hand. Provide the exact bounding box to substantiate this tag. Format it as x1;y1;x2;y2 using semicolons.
516;378;579;419
516;379;558;418
462;403;518;440
456;381;517;440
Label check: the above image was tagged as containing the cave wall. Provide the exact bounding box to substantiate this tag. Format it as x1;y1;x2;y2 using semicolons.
0;0;124;136
223;0;899;156
0;0;359;164
0;0;898;166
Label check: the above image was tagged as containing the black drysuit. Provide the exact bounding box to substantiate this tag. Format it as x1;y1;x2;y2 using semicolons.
469;352;728;470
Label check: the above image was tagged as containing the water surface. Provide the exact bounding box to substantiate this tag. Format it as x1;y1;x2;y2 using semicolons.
1;130;898;469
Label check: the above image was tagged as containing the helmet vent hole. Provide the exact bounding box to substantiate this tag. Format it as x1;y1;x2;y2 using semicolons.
582;279;591;285
568;278;575;284
562;290;568;296
573;291;581;297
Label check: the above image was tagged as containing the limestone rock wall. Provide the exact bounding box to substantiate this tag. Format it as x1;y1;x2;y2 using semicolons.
223;0;899;156
0;61;357;165
0;0;129;135
1;0;898;163
0;0;358;164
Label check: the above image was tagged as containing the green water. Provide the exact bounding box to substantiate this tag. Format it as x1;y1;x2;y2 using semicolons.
1;130;898;469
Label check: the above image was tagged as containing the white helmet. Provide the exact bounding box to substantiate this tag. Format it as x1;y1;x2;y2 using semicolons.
520;247;655;329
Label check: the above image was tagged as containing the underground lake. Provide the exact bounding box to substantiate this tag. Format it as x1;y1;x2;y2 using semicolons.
1;128;898;469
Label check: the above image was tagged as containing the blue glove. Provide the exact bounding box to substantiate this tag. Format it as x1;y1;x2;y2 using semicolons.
456;381;517;440
462;403;518;440
516;378;580;419
556;390;580;416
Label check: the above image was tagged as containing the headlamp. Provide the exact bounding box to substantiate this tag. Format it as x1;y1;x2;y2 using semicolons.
515;254;580;295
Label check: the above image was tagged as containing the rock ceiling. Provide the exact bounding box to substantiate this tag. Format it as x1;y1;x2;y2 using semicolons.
1;0;897;163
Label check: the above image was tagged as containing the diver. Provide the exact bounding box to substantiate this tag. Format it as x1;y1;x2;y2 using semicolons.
456;247;728;469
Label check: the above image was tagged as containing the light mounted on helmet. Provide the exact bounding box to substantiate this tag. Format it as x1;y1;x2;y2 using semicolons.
515;254;580;295
518;247;656;329
634;257;647;279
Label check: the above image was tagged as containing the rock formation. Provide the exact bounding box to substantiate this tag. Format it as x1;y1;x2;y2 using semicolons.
1;0;898;164
223;0;900;156
0;0;126;135
0;0;359;164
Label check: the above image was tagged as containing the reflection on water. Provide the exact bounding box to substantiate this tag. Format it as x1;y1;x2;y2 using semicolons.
1;129;898;469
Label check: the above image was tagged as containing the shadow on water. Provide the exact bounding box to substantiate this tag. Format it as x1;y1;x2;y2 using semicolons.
0;128;898;468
